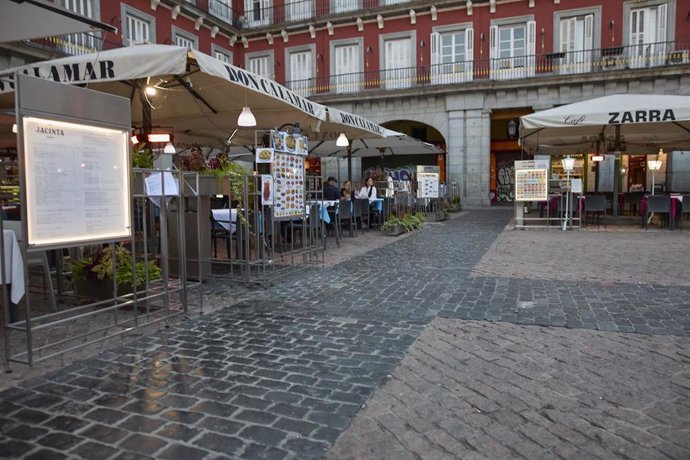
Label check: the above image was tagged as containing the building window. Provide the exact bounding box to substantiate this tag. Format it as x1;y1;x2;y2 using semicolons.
285;0;313;22
330;39;363;93
624;1;675;68
209;0;232;23
489;18;536;80
380;34;416;90
331;0;361;14
554;7;600;75
286;46;314;96
430;25;474;84
60;0;100;54
121;5;155;46
243;0;271;27
212;45;233;64
246;52;274;79
172;27;198;49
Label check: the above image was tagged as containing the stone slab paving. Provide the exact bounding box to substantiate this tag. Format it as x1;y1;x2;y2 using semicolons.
328;318;690;460
0;209;689;459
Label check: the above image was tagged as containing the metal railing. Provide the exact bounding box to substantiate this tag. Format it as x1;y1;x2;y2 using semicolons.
283;39;690;96
27;33;104;57
238;0;381;28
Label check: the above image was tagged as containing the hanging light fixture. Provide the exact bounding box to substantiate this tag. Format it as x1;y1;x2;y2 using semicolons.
238;107;256;127
506;119;518;139
164;141;176;154
336;133;349;147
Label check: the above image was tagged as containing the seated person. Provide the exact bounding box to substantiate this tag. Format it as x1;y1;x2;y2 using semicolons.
358;177;378;204
341;180;353;200
323;176;340;200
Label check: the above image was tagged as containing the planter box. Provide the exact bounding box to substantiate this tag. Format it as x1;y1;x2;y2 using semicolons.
384;224;406;236
74;277;136;301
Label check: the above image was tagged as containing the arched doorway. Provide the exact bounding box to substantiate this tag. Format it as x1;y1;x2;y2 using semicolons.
360;120;447;182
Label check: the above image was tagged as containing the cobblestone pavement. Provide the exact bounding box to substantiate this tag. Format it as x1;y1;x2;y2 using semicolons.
329;318;690;460
0;209;688;459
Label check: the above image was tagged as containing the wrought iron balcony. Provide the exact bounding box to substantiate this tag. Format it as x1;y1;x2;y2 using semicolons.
283;40;690;97
238;0;382;29
26;32;104;57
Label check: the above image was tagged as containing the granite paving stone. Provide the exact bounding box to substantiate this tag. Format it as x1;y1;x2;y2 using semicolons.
0;210;689;459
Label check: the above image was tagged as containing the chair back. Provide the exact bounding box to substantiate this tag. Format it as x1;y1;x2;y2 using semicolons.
626;191;644;206
646;195;671;213
681;195;690;213
338;199;353;219
357;199;369;217
584;195;606;212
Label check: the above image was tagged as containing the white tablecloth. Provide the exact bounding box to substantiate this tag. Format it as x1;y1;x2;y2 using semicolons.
2;230;25;304
211;209;238;234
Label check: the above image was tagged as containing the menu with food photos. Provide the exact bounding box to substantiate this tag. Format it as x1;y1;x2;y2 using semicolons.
256;147;274;164
271;152;305;219
515;168;548;201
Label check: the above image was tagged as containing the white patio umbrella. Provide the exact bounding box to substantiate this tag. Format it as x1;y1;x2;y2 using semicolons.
520;94;690;154
0;44;386;147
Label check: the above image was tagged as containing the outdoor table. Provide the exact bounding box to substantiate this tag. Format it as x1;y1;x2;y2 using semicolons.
211;208;238;234
2;229;25;323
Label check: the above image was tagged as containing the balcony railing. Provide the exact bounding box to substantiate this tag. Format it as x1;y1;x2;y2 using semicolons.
283;40;690;97
27;32;104;57
238;0;380;28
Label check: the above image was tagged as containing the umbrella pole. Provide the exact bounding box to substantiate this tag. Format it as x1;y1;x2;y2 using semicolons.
612;125;621;216
347;145;352;184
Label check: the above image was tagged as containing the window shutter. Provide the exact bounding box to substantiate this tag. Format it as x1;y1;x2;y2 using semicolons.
559;18;570;52
489;25;498;60
657;3;667;42
527;20;536;56
430;32;440;66
465;28;474;60
584;14;593;50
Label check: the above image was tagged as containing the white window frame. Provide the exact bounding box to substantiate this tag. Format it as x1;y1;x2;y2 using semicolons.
60;0;101;53
121;5;155;46
212;44;233;64
623;0;675;69
553;7;600;75
430;23;474;84
489;16;536;80
285;45;315;96
172;26;198;49
329;38;363;93
244;0;271;28
209;0;232;23
246;51;274;79
379;32;417;90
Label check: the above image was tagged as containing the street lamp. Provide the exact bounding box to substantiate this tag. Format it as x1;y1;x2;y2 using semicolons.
561;156;575;230
648;150;663;195
506;119;519;139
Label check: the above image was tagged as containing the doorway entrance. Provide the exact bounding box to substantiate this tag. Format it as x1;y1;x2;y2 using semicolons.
627;155;646;192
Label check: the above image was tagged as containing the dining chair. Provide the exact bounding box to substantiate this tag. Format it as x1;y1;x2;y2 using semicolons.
357;198;371;230
210;214;232;258
338;199;356;237
678;196;690;230
626;191;644;216
644;195;672;230
583;195;606;227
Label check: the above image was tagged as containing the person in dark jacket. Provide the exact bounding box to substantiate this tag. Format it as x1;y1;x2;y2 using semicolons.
323;176;340;200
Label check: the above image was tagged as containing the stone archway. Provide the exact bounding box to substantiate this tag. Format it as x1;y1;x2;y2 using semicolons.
361;119;447;182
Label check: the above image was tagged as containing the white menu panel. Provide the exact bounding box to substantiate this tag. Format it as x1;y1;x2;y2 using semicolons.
271;152;305;219
23;117;131;247
417;173;439;198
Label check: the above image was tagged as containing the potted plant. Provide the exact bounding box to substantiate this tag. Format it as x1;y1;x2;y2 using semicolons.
71;244;162;300
382;216;405;236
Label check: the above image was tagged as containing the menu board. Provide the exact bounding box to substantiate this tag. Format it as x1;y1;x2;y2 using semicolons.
417;173;439;198
22;116;131;247
271;152;305;219
515;168;548;201
271;130;308;156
